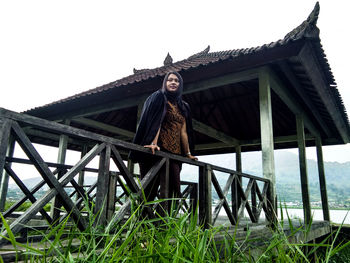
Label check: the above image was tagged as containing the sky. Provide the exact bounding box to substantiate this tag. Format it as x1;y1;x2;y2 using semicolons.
0;0;349;163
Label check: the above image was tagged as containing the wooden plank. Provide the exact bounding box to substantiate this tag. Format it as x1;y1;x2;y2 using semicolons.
298;43;349;143
296;114;311;224
251;181;257;220
211;171;235;225
259;68;276;208
10;121;91;229
198;164;212;228
95;144;111;225
315;137;330;221
4;164;52;223
72;117;134;139
278;61;331;137
192;119;239;146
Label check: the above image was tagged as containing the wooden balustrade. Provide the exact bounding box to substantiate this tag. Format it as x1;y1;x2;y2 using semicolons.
0;108;274;246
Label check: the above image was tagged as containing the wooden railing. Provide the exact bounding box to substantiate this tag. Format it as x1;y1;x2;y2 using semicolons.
0;108;275;245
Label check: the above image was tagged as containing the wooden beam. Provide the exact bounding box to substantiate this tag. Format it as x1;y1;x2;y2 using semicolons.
296;114;311;224
315;137;330;221
299;43;349;143
72;117;134;139
192;119;239;146
183;68;259;95
264;66;321;138
259;69;276;202
0;118;12;186
278;61;331;137
240;134;315;146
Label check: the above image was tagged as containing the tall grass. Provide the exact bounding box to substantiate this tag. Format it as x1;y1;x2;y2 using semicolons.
1;200;350;262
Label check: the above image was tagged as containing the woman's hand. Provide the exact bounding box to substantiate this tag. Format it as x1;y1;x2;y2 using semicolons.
187;154;198;161
144;144;160;154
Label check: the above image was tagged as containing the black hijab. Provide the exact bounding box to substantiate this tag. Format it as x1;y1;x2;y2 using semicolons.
161;71;186;114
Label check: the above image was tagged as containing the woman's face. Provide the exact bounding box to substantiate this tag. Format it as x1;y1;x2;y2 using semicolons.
166;73;180;92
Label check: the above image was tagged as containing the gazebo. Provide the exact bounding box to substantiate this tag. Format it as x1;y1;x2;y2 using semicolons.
0;2;349;251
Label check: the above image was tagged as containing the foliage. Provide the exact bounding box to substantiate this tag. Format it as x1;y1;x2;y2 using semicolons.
0;201;350;262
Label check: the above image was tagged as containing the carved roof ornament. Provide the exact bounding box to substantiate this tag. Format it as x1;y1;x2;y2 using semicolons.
163;52;173;66
283;2;320;41
188;45;210;59
133;68;150;74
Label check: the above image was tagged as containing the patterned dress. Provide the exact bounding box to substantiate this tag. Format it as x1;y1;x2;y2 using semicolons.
159;101;185;155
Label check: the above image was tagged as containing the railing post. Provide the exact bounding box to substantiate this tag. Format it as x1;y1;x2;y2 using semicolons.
251;180;257;222
95;144;111;225
0;118;12;212
76;145;87;201
199;164;212;228
50;120;70;222
107;172;117;221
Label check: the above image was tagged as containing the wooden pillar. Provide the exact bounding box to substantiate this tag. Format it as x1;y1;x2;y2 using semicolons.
199;164;212;228
296;114;311;224
50;119;70;219
259;70;276;211
0;137;15;211
315;137;330;221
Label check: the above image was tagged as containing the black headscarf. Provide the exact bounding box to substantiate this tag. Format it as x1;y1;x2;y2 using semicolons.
161;71;186;115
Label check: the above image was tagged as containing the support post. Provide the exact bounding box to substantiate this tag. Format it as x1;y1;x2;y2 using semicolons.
315;137;330;221
259;69;276;214
296;114;311;224
199;164;212;228
50;120;70;220
0;137;15;211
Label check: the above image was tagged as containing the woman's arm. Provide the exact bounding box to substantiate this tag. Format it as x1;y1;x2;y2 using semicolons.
144;128;160;154
181;122;198;160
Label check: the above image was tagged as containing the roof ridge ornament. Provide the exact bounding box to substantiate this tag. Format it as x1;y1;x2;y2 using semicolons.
188;45;210;59
283;2;320;41
164;52;173;66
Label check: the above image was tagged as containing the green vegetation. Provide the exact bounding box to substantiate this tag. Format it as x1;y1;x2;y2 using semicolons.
4;201;51;212
0;201;350;262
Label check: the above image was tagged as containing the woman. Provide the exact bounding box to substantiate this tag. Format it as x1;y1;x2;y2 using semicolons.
130;71;197;210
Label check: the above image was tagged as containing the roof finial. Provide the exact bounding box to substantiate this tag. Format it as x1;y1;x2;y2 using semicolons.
164;52;173;66
283;2;320;41
188;45;210;59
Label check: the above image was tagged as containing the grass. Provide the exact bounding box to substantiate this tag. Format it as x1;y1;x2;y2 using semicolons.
1;200;350;262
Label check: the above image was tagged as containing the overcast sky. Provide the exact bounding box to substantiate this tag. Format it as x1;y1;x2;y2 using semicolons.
1;0;349;163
